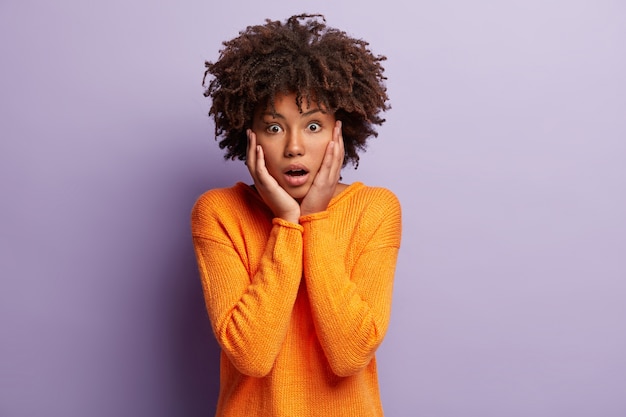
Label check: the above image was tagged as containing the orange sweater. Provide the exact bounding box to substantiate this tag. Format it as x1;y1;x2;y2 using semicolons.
191;182;401;417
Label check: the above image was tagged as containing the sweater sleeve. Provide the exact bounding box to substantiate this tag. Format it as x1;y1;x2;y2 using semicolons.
300;190;401;377
192;196;303;377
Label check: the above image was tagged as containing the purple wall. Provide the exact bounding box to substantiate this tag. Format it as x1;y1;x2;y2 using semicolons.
1;1;625;416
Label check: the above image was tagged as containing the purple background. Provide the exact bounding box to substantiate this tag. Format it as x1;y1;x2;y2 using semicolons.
1;1;625;416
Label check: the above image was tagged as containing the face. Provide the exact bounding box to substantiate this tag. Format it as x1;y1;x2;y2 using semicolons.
252;93;336;201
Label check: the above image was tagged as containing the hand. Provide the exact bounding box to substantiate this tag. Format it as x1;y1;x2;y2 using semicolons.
300;120;345;217
246;130;301;223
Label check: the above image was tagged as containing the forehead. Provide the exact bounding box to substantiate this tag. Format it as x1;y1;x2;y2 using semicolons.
255;91;326;116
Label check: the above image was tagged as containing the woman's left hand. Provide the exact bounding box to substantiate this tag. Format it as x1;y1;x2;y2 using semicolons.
300;121;344;216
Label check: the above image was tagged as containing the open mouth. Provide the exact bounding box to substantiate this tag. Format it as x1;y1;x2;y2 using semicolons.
283;165;310;186
286;169;308;176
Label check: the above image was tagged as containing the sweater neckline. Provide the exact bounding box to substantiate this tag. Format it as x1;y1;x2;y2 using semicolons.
328;182;364;207
236;181;364;208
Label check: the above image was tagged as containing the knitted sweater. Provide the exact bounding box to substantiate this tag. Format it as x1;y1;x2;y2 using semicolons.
191;181;402;417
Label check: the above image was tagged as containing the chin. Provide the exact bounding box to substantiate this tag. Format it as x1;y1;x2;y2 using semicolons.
285;186;310;203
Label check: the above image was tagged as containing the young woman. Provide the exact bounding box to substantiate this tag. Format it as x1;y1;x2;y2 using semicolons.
192;14;402;416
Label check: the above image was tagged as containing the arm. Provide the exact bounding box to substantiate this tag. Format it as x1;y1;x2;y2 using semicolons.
192;200;303;377
301;193;401;377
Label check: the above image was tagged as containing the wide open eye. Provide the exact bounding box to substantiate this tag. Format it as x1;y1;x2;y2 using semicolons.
307;122;321;132
266;124;283;134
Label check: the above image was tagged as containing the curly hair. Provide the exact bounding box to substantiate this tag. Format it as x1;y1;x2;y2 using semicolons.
202;13;389;167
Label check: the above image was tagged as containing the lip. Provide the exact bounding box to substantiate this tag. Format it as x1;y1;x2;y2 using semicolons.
283;164;310;187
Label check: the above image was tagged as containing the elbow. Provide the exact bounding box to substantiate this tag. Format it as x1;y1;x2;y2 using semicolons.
217;333;277;378
215;317;279;378
231;356;274;378
327;353;375;377
325;322;385;377
326;338;380;377
218;342;277;378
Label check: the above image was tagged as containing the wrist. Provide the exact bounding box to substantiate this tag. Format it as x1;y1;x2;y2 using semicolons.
300;201;329;217
277;209;301;224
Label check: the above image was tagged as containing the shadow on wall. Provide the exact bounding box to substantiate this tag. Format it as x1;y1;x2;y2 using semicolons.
166;176;237;416
171;246;221;415
158;133;247;415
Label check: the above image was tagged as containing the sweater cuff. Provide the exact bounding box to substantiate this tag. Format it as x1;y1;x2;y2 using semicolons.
273;217;304;231
299;211;329;224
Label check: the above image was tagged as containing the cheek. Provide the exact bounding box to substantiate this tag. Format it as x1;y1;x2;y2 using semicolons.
312;140;332;159
257;144;282;172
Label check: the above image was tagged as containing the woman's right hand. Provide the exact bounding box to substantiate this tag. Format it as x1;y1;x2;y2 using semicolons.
246;130;301;223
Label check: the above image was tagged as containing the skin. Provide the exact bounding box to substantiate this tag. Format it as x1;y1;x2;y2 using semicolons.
246;93;348;224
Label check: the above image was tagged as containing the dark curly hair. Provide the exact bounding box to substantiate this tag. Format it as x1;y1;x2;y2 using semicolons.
202;13;389;168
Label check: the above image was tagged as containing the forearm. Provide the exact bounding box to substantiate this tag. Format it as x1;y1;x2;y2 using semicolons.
194;219;303;377
301;212;399;377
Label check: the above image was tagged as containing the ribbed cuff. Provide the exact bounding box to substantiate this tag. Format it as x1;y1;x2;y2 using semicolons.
299;210;329;224
272;217;304;231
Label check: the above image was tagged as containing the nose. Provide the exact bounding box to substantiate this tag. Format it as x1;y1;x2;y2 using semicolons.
284;130;304;157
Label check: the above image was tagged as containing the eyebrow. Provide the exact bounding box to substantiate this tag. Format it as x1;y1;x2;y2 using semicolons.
260;108;324;119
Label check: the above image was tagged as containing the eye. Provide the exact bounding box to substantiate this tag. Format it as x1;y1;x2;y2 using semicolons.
266;124;283;134
307;122;321;132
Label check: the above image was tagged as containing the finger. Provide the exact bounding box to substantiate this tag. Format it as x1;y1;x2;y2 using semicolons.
246;129;256;171
336;120;345;156
256;144;264;169
247;131;268;186
327;121;344;181
335;120;345;163
317;140;335;180
255;144;273;186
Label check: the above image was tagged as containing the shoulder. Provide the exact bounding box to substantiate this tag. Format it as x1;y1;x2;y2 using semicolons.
192;183;249;213
340;183;402;247
361;185;400;206
331;182;401;234
338;182;401;215
192;183;242;218
191;183;265;236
